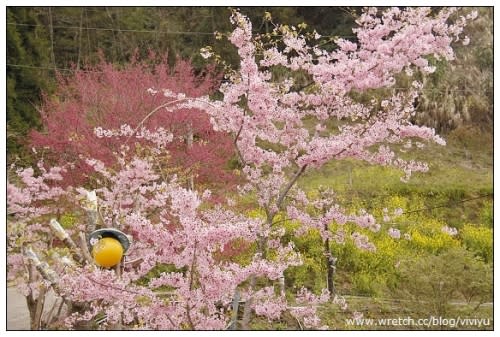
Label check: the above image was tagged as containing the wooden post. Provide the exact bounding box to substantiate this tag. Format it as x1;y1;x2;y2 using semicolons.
324;222;337;295
84;190;98;232
44;296;64;327
77;232;94;264
348;165;353;189
26;259;37;329
279;275;285;296
24;247;65;330
318;188;338;296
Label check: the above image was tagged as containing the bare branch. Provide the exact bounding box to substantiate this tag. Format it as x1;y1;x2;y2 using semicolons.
24;247;61;295
276;164;308;211
233;123;247;166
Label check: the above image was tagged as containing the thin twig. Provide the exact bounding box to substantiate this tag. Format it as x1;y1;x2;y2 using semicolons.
125;97;219;145
126;99;185;144
123;257;143;267
293;312;303;330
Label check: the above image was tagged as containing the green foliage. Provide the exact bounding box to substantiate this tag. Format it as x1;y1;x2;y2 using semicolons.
239;124;493;304
479;200;493;227
7;6;361;161
284;228;326;293
59;213;78;229
135;263;187;289
330;230;402;296
351;272;387;297
283;187;492;299
8;7;492;152
460;224;493;263
299;127;492;228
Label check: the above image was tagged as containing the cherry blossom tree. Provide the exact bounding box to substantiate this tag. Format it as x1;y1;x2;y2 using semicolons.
7;7;476;330
187;7;476;327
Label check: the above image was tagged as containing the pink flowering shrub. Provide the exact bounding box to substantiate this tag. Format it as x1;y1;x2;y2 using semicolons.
7;7;475;330
29;54;237;190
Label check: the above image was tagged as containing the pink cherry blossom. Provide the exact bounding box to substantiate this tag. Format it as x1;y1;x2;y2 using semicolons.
388;228;401;239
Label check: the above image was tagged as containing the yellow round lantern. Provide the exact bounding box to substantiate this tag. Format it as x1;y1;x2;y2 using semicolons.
88;228;131;268
91;237;124;268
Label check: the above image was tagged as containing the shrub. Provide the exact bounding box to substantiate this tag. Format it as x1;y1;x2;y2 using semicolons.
480;200;493;227
395;247;493;317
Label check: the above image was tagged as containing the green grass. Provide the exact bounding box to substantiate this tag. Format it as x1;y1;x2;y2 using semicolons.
297;128;492;226
299;140;492;196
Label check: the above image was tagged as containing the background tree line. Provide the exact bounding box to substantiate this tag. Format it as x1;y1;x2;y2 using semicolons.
6;6;493;164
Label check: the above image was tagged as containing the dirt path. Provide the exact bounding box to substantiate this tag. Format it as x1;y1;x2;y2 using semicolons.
6;287;30;330
7;287;61;330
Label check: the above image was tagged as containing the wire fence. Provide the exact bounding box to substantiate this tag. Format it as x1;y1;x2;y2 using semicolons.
7;21;357;38
6;63;484;95
7;22;217;35
397;194;492;216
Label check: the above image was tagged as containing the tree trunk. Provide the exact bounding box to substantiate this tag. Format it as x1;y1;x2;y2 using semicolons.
186;123;194;190
324;236;336;295
76;8;84;70
241;211;272;329
47;7;56;68
240;275;256;330
31;286;47;330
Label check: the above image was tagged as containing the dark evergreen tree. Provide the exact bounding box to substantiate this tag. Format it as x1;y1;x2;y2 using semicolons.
7;7;52;161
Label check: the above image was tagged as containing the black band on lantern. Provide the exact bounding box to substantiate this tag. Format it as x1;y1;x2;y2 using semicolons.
88;228;131;253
